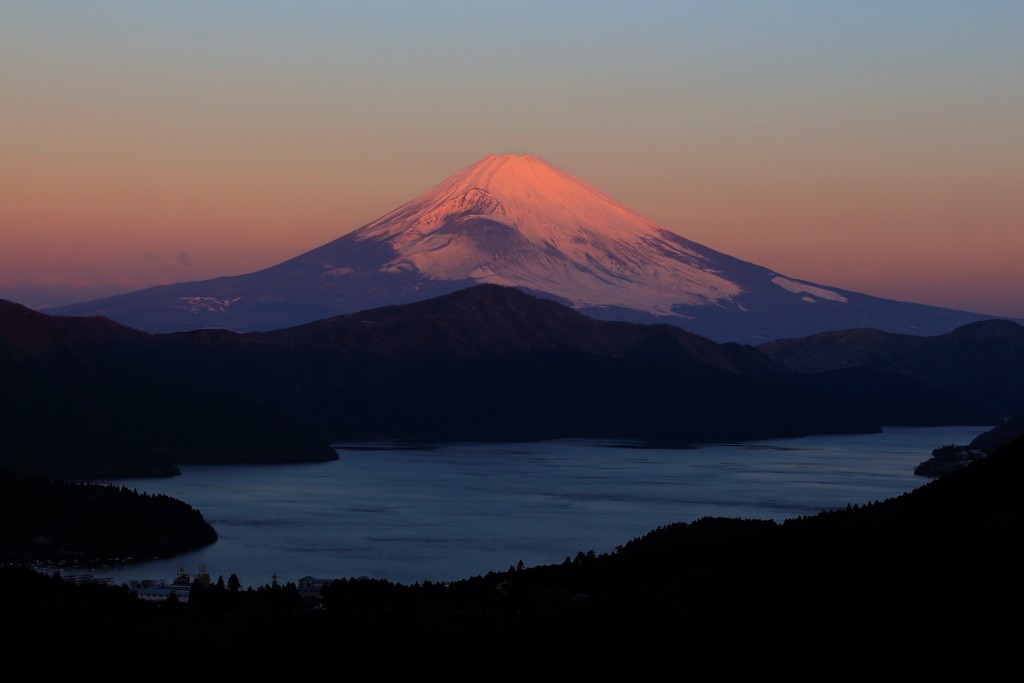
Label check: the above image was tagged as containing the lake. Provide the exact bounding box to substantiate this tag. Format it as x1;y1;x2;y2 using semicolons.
69;425;983;589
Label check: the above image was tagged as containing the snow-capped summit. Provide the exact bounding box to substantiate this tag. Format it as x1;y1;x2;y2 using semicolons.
46;154;1006;342
325;153;740;315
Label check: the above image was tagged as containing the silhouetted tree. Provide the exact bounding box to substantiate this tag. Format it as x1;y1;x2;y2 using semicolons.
189;578;206;605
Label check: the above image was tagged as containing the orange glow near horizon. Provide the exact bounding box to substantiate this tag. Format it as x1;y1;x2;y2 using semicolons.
2;3;1021;317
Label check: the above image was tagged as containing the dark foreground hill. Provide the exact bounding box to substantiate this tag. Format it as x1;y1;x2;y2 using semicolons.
4;434;1022;674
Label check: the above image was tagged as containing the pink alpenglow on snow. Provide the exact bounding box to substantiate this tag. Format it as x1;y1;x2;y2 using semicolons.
353;154;741;315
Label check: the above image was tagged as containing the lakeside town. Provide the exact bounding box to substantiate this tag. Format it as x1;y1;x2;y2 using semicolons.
30;562;333;604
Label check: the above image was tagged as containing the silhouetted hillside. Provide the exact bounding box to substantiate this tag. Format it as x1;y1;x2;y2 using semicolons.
5;287;1016;479
914;409;1024;476
173;284;876;443
0;468;216;564
968;409;1024;452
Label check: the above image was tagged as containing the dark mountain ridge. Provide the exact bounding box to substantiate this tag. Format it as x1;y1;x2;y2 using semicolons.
153;285;875;445
3;286;1013;479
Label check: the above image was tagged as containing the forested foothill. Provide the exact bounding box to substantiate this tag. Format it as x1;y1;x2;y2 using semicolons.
914;409;1024;476
0;468;216;565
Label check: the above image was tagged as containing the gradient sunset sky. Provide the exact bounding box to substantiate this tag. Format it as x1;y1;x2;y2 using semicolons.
3;1;1022;318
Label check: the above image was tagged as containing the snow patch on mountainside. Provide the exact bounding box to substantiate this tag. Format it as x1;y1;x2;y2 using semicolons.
772;276;848;303
177;296;243;313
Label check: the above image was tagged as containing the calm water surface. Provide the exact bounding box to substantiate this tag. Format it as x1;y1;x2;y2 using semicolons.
73;426;982;589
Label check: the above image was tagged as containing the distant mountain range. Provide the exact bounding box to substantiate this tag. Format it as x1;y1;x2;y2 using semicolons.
0;299;337;479
4;285;1021;479
44;154;1013;344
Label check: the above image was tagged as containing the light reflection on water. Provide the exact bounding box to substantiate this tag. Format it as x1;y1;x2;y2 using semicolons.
72;425;982;589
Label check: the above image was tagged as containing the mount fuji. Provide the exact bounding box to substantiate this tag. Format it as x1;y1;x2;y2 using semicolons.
47;154;1006;343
